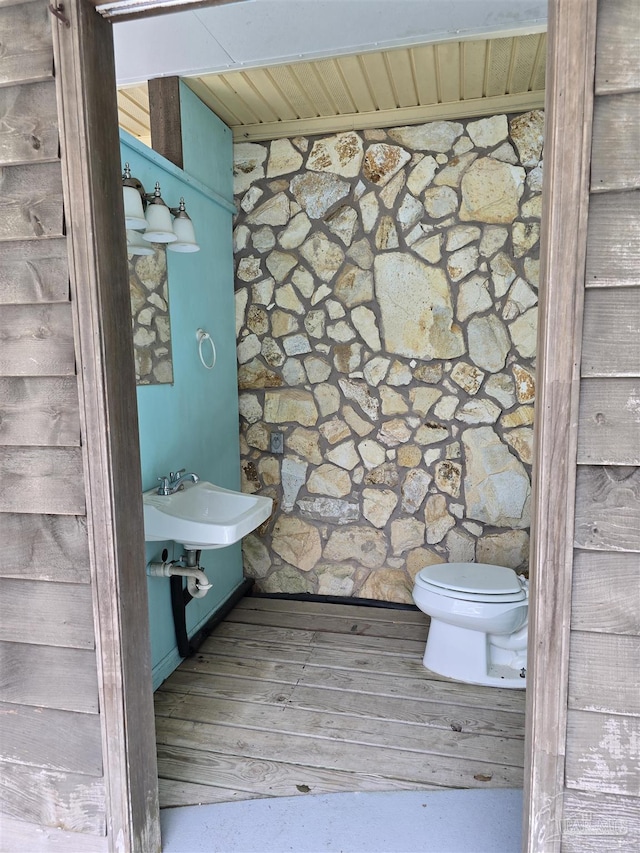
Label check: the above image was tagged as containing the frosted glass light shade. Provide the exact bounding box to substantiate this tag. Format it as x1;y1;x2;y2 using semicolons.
143;201;176;243
168;213;200;253
142;182;177;243
123;185;147;230
126;230;154;256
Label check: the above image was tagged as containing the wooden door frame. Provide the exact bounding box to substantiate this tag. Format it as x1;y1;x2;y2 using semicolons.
60;0;596;849
52;2;160;850
522;1;597;849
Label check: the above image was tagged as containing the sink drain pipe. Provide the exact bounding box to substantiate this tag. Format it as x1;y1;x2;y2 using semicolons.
148;549;212;658
148;549;252;658
147;549;212;599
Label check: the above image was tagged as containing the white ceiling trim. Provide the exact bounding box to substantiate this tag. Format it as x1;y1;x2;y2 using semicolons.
214;92;546;142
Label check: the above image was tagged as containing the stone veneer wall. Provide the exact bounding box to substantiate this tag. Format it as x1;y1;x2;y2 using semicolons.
129;246;173;385
233;111;543;603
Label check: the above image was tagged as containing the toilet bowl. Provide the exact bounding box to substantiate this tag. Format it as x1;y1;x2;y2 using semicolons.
412;563;528;689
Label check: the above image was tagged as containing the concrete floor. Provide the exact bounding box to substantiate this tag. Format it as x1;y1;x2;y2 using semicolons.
160;788;523;852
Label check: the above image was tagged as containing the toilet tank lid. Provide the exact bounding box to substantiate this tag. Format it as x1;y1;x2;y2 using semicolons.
417;563;523;595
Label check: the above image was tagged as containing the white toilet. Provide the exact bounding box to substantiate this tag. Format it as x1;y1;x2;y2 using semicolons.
412;562;529;689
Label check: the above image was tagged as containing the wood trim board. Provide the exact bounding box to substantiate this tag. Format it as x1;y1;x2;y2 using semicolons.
51;1;160;849
522;0;598;849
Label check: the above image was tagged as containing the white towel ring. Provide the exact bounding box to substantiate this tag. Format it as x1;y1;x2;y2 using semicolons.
196;328;217;370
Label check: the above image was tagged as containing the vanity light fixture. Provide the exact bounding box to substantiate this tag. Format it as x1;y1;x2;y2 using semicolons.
126;229;155;256
122;163;147;230
142;182;177;243
122;163;200;254
168;198;199;253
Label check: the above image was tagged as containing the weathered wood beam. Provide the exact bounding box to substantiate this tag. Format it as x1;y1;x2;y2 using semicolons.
148;75;183;169
51;0;160;849
522;0;598;850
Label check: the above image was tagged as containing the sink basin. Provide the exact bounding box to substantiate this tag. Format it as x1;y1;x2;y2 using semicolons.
142;481;273;549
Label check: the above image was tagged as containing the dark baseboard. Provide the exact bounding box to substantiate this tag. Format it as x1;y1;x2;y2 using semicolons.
246;589;419;612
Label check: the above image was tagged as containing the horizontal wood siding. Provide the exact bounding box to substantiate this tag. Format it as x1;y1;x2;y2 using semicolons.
0;0;53;88
0;80;59;165
594;0;640;95
590;92;640;192
581;288;640;377
574;466;640;552
0;701;103;775
0;446;85;514
562;789;640;852
0;377;80;446
565;709;640;797
0;237;69;303
0;761;106;836
0;2;108;846
568;631;640;715
561;0;640;845
0;303;75;376
0;578;95;648
571;551;640;635
0;512;89;582
585;192;640;288
0;816;107;853
0;642;98;711
0;161;64;240
577;378;640;465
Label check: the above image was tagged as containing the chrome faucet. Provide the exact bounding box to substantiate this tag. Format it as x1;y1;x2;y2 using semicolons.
157;469;200;495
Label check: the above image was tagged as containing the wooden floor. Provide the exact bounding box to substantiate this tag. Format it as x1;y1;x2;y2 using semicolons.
155;598;526;808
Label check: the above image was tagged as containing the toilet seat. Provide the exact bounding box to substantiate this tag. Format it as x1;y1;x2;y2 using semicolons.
415;563;527;603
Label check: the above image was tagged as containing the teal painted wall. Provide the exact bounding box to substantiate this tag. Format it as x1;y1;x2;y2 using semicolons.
121;91;240;690
179;82;233;200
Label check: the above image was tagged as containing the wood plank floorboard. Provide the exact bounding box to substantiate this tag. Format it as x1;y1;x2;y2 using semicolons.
155;598;526;807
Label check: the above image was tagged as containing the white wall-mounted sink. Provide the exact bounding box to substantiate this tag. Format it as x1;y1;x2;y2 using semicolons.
143;481;273;549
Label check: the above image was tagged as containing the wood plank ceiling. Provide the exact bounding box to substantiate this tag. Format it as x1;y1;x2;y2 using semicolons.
117;31;546;145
